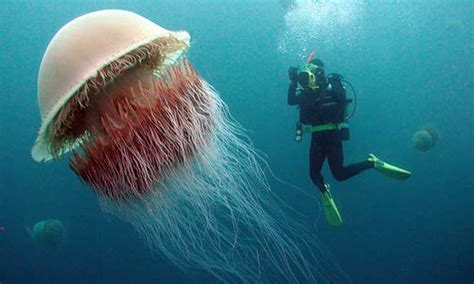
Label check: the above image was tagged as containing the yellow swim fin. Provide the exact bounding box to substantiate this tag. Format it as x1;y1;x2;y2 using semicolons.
321;185;343;226
368;154;412;180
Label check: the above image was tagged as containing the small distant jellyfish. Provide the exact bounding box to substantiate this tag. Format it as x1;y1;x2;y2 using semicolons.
412;126;438;152
30;219;66;247
30;10;348;282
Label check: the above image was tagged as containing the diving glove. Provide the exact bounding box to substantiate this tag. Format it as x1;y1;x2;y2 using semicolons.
321;184;343;226
368;154;412;180
288;67;298;82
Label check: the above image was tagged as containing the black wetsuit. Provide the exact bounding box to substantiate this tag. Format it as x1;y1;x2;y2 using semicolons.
288;78;373;193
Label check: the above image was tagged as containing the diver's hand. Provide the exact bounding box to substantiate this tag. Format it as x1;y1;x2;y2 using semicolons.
288;67;298;83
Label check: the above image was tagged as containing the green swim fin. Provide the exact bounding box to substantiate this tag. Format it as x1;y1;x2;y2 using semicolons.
321;186;343;226
368;154;412;180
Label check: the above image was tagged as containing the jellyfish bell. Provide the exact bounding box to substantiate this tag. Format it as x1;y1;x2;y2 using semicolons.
412;126;438;152
31;9;348;282
29;219;66;247
412;130;432;152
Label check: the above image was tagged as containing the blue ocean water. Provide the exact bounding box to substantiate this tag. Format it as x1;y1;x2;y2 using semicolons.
0;0;472;283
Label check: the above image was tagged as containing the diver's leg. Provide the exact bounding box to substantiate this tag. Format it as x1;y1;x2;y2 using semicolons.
327;131;373;182
309;133;328;193
368;154;412;180
314;133;344;225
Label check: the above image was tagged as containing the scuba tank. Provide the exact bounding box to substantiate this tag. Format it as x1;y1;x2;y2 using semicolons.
325;73;353;141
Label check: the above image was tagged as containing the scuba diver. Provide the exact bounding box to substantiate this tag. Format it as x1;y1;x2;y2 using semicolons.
287;53;411;226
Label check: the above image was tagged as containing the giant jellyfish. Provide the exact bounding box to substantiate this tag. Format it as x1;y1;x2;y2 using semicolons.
31;10;347;282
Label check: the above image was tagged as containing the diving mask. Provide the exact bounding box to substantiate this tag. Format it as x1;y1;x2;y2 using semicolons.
297;63;324;90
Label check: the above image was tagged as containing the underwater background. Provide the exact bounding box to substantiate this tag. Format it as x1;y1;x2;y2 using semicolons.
0;0;472;283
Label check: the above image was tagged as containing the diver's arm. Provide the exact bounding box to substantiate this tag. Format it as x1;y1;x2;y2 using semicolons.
287;67;300;105
287;81;300;105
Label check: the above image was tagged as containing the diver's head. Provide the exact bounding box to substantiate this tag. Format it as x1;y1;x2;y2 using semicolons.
297;58;326;90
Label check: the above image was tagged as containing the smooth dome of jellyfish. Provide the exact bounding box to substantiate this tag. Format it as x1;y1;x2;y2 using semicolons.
30;219;66;247
412;126;438;152
31;10;348;283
